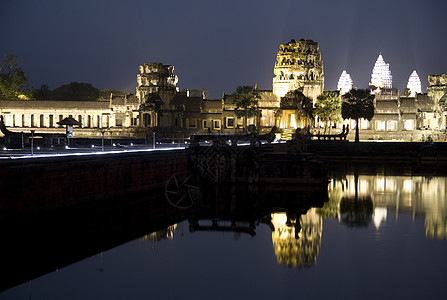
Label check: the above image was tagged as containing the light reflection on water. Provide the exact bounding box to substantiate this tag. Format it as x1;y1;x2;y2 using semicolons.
2;175;447;299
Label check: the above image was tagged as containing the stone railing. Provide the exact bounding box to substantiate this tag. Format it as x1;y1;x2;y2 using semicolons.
310;125;349;141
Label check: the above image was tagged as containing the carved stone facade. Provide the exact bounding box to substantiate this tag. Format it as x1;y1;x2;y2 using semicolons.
136;62;178;104
369;54;392;93
1;43;447;143
272;39;324;103
337;70;354;95
407;70;422;97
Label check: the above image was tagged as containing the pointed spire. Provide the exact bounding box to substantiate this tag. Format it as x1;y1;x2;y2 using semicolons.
407;70;422;96
370;53;392;90
337;70;354;95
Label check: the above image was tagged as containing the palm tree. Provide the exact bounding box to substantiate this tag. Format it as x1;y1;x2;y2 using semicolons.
341;89;374;142
315;91;341;134
233;85;260;131
280;89;314;128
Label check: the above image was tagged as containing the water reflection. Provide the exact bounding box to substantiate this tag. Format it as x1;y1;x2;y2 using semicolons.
142;224;178;241
271;209;322;268
184;183;328;269
2;173;447;298
146;174;447;272
327;175;447;239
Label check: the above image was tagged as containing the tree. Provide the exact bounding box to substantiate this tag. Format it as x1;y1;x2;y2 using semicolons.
280;89;314;128
232;85;260;130
0;54;32;100
315;91;341;134
52;82;100;101
341;88;374;142
98;89;126;101
33;84;53;100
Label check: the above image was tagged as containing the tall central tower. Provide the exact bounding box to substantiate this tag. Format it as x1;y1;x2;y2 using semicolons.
369;54;392;92
136;62;178;104
272;39;324;103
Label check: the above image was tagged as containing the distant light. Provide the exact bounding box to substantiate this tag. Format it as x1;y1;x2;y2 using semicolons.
91;145;95;148
3;147;6;151
37;146;40;150
65;145;69;149
10;147;185;160
130;143;134;146
113;143;116;147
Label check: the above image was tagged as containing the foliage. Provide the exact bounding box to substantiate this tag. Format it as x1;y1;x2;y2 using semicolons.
0;54;32;100
232;85;260;129
98;89;126;101
33;84;53;100
280;89;314;128
315;91;341;133
52;82;100;101
341;89;374;142
290;89;313;119
341;89;374;120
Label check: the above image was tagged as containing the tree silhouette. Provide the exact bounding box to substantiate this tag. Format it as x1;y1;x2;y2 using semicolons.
280;89;314;128
341;89;374;142
52;82;100;101
232;85;260;130
315;91;341;134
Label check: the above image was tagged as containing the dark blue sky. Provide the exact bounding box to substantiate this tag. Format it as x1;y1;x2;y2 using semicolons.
2;0;446;98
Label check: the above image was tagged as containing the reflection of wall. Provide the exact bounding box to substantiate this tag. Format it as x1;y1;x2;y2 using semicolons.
271;209;322;268
329;175;447;239
142;224;177;242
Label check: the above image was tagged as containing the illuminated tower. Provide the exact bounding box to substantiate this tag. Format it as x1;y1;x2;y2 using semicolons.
406;70;422;96
136;62;178;104
369;54;392;92
337;70;354;95
273;39;324;103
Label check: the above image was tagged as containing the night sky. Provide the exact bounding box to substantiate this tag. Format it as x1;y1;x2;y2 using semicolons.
2;0;447;98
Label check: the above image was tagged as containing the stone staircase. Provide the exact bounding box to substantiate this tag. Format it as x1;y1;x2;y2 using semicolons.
280;128;294;140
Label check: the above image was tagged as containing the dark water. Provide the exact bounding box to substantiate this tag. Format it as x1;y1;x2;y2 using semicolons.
2;172;447;300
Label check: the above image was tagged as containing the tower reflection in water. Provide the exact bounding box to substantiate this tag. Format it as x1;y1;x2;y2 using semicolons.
271;209;322;268
143;175;447;269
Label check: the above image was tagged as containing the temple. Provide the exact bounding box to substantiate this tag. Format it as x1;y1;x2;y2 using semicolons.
337;70;354;95
369;54;392;93
1;40;447;143
407;70;422;96
272;39;324;103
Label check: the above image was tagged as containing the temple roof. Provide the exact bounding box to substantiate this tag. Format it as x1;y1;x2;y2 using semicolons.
0;100;109;110
57;117;82;126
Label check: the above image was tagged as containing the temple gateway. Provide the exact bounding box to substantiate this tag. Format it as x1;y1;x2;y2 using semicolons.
1;39;447;143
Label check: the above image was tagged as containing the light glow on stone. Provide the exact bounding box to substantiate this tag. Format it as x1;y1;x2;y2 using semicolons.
337;70;354;95
407;70;422;96
370;54;392;90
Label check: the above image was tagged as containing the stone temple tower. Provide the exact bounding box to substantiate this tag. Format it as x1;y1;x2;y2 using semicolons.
136;62;178;104
407;70;422;96
272;39;324;103
369;54;392;92
337;70;354;95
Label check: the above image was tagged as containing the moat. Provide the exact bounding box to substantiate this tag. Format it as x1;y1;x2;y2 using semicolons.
1;161;447;300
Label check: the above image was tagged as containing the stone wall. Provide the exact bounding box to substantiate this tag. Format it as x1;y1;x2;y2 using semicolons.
0;150;188;216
